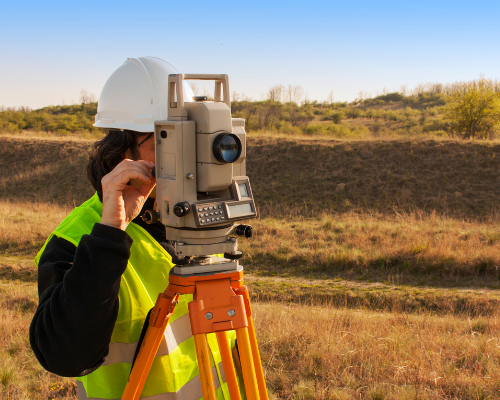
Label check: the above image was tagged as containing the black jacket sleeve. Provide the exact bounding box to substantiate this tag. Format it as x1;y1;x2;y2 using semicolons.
29;223;133;377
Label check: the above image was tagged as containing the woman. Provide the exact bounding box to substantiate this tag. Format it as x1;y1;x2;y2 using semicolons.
30;57;233;400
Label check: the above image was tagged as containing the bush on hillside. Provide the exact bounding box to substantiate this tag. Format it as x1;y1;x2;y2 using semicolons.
0;103;99;135
322;110;345;124
345;108;364;119
445;78;500;139
303;123;369;138
373;92;405;103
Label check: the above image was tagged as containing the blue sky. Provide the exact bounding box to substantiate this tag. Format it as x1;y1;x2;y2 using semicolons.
1;0;499;109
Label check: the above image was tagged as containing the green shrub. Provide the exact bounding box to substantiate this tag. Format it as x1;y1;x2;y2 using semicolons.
0;102;99;135
445;78;500;139
345;108;364;119
423;119;448;133
372;92;405;103
275;121;302;135
384;111;398;122
302;123;369;138
322;110;345;124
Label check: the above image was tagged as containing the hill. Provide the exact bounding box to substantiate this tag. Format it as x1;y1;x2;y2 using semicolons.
0;137;94;205
2;135;499;218
249;136;500;219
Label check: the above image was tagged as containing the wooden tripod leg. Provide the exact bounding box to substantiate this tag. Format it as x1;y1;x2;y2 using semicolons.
194;334;217;400
216;331;242;400
122;292;179;400
235;328;260;400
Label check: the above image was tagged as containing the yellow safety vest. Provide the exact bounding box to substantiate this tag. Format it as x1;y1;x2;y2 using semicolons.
35;193;236;400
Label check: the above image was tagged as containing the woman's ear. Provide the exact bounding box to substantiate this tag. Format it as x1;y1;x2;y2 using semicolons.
122;148;133;160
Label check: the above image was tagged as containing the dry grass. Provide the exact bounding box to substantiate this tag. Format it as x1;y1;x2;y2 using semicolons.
0;131;100;142
2;277;500;399
254;302;500;400
246;275;500;317
0;281;77;399
0;200;72;256
240;211;500;285
248;129;451;142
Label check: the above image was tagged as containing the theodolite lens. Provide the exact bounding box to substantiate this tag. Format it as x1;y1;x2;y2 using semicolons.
213;133;242;163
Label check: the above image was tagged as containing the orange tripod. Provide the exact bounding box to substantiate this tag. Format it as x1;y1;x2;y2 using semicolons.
121;266;269;400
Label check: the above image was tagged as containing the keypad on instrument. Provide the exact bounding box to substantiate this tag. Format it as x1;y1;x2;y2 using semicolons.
197;204;225;225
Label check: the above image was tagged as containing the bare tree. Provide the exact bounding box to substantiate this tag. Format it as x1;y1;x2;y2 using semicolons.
412;83;426;97
283;84;303;105
79;89;96;104
18;106;32;113
382;87;388;95
429;82;443;94
202;87;214;101
79;90;89;104
292;85;304;104
189;83;199;95
326;91;334;104
267;84;284;102
231;91;240;102
399;85;407;96
357;90;365;103
285;84;293;103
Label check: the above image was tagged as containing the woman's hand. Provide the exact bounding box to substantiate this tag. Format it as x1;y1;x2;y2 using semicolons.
100;159;156;231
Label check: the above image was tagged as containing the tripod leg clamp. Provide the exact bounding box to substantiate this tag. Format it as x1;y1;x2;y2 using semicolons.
150;293;179;328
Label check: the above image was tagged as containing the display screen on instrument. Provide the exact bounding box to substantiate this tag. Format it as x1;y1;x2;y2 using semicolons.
227;203;253;218
238;183;249;198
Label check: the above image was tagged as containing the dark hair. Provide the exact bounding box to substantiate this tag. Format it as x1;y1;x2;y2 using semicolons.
86;130;154;195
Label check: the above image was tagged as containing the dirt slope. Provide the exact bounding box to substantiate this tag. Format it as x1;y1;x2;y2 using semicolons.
248;137;500;219
0;137;94;205
1;136;500;220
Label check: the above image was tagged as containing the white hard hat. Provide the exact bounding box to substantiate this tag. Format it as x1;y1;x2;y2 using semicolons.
94;57;194;132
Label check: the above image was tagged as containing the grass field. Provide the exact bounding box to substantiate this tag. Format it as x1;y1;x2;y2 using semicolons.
1;134;500;399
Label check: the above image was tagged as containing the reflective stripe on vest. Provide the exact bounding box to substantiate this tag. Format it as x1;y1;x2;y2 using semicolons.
77;362;228;400
35;193;234;400
103;314;192;366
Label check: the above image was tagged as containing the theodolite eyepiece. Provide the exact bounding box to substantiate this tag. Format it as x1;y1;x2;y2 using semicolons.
141;209;160;224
